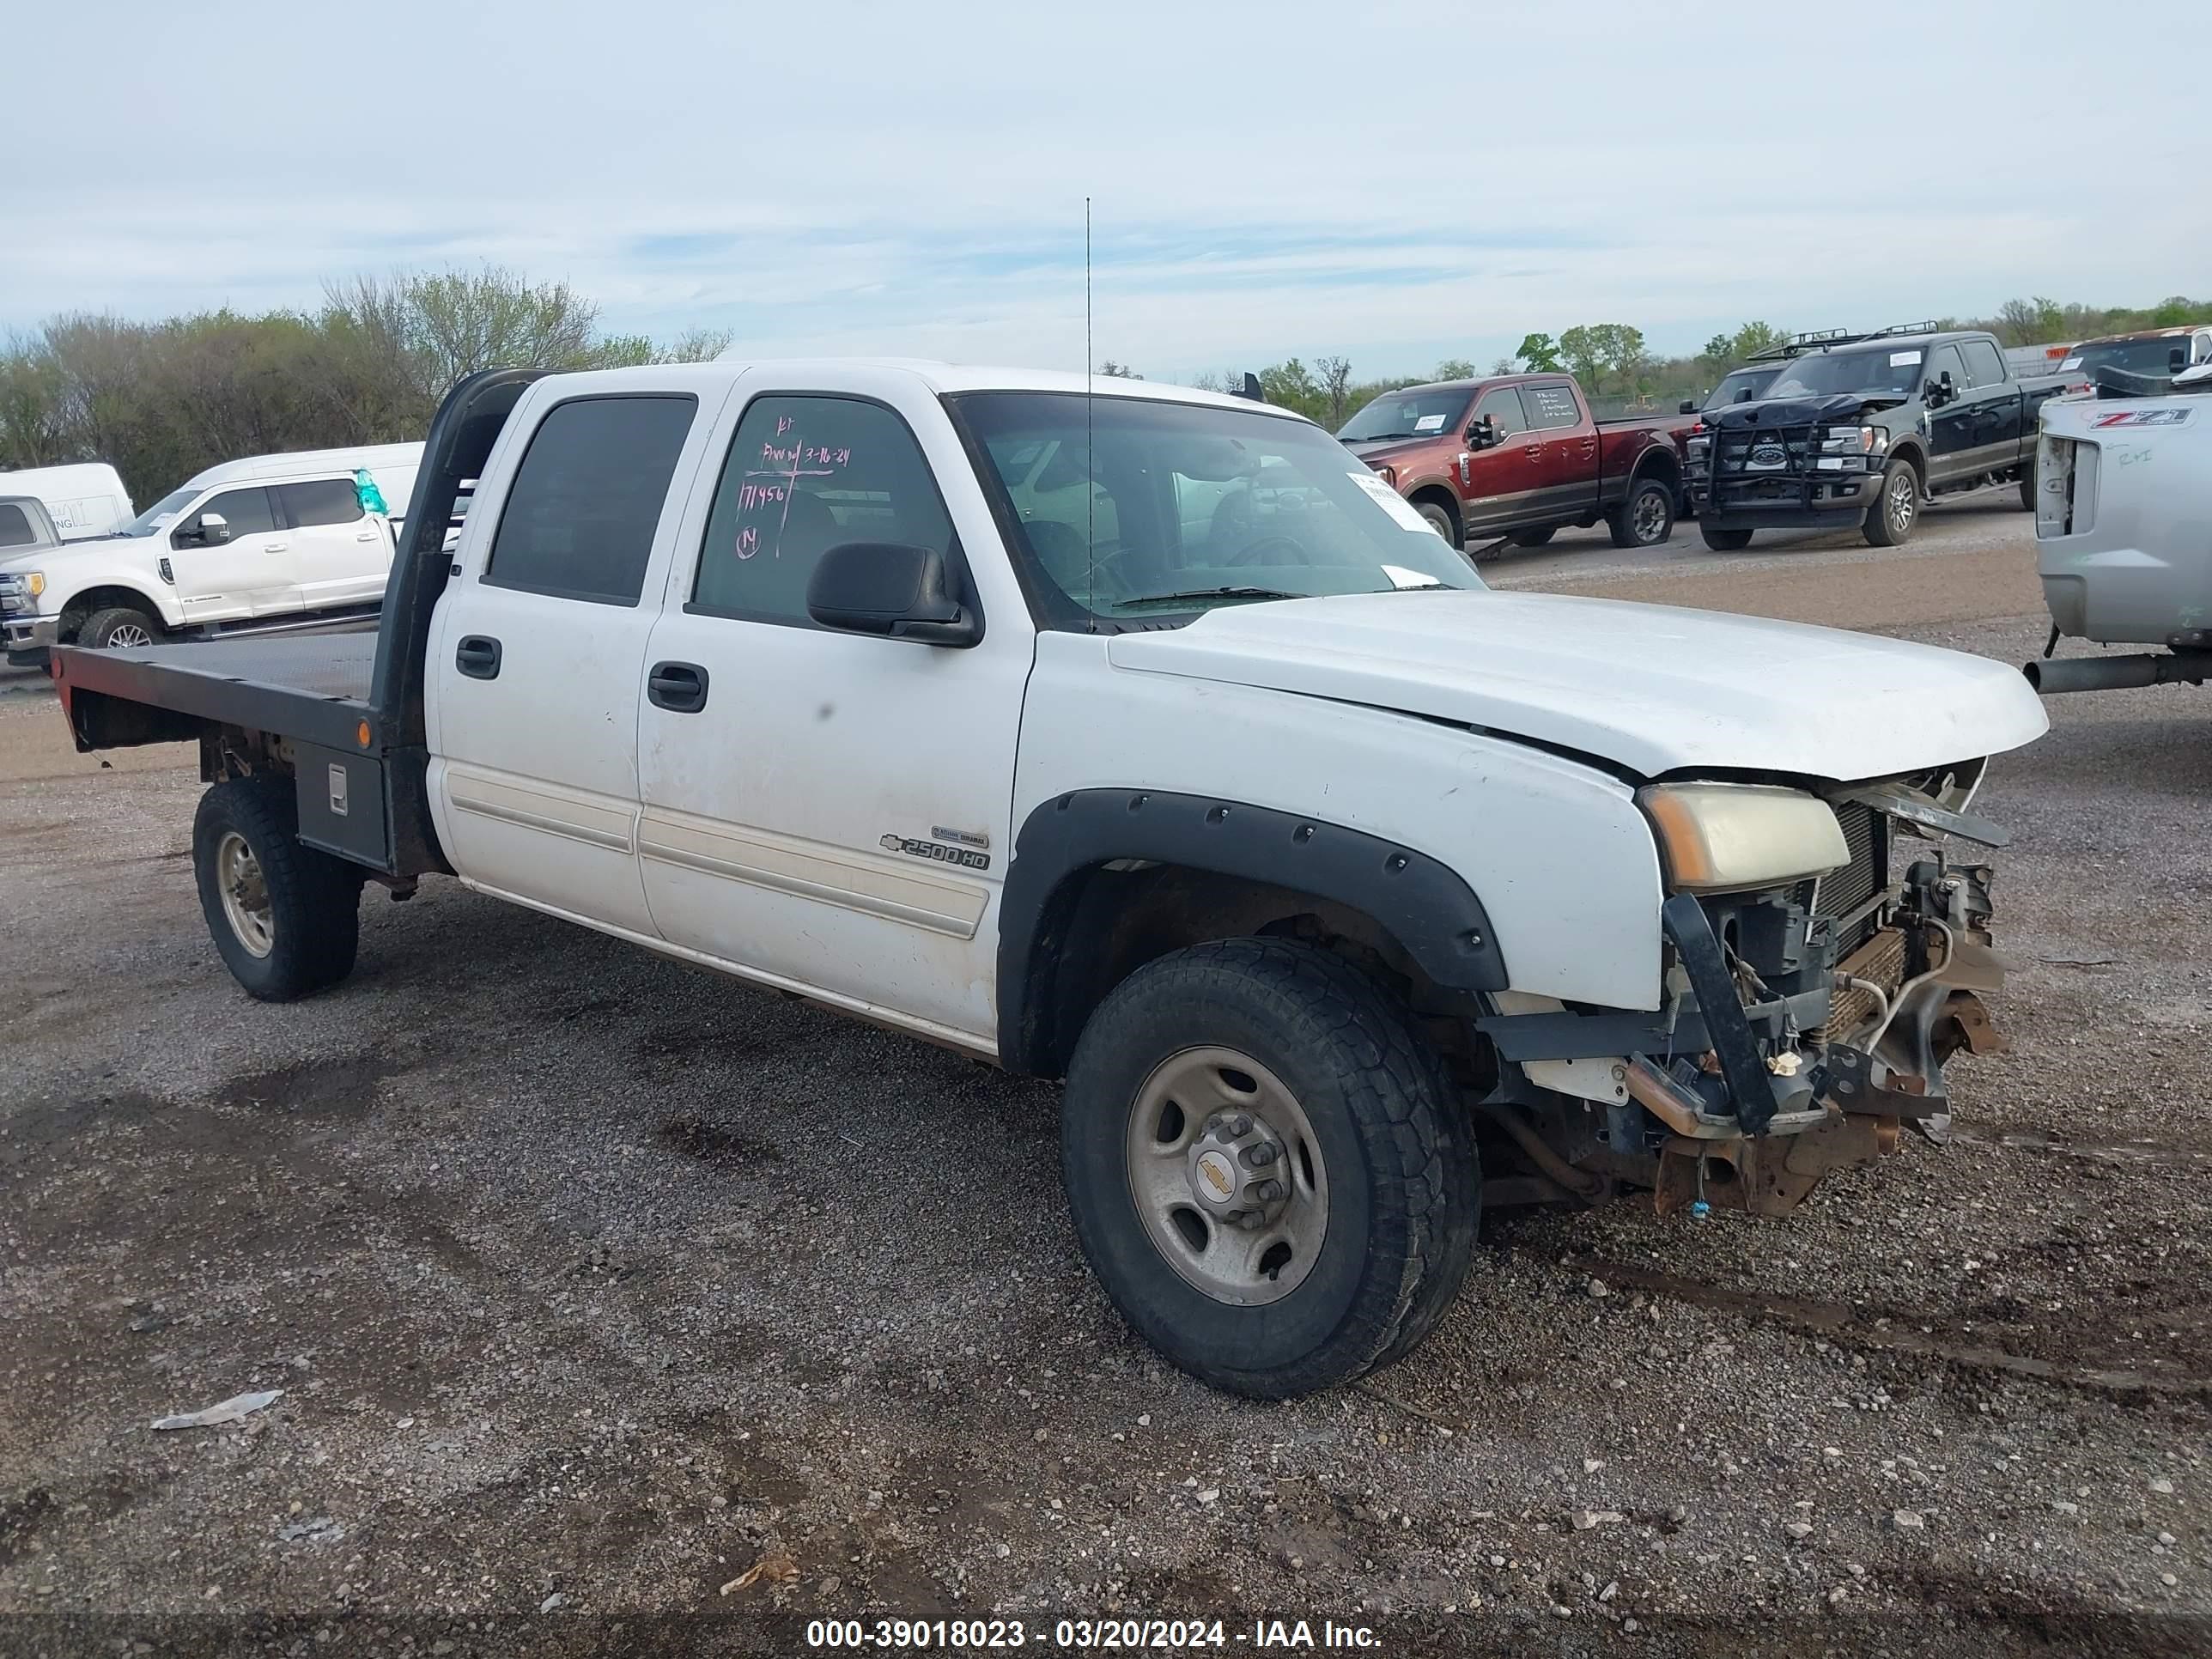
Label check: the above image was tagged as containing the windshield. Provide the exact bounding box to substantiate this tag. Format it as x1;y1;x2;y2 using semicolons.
1336;388;1472;442
119;486;198;538
951;392;1483;625
2066;337;2196;376
1707;367;1780;408
1765;347;1929;400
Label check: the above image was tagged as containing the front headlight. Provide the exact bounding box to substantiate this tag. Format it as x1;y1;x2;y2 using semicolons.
0;570;40;596
1637;782;1849;894
1817;426;1884;455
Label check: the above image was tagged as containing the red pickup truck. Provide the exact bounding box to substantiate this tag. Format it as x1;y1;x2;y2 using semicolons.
1337;374;1691;558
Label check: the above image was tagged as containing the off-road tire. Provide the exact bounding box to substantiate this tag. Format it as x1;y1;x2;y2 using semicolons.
1415;500;1459;547
1060;939;1480;1398
1508;525;1555;548
1608;477;1675;549
1699;521;1754;551
193;776;363;1001
78;605;163;650
1863;458;1919;547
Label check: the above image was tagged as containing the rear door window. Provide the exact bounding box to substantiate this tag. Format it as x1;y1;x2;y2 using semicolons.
276;478;366;528
484;395;699;605
1520;383;1583;429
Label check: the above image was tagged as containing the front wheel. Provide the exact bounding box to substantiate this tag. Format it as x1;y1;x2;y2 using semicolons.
79;605;163;650
193;776;363;1001
1699;520;1753;551
1608;477;1675;549
1415;500;1460;548
1060;939;1479;1398
1863;459;1919;546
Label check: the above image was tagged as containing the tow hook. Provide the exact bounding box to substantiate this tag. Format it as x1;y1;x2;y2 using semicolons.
1822;1043;1946;1122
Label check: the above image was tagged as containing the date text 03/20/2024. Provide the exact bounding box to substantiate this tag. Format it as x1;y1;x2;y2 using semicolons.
805;1618;1382;1650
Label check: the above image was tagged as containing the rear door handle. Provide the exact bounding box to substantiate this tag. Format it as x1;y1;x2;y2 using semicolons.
356;530;378;541
647;660;709;714
455;635;501;680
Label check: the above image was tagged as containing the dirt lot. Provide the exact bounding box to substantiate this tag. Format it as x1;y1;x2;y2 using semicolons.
3;494;2209;1657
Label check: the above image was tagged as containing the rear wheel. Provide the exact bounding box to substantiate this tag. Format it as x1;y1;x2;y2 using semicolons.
193;776;363;1001
1699;520;1754;551
1609;477;1675;549
1507;525;1555;548
1060;939;1479;1398
1863;459;1919;546
79;606;162;650
1415;500;1460;547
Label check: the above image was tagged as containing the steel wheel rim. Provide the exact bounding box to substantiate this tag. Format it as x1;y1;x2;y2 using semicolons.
216;830;274;958
1123;1046;1329;1306
107;623;153;648
1633;489;1668;542
1887;471;1916;533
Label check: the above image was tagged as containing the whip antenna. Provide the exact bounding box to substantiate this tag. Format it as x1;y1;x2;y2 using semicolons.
1085;196;1096;634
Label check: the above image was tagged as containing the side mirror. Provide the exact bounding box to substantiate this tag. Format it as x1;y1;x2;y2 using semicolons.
1677;399;1696;415
806;541;979;647
179;511;231;546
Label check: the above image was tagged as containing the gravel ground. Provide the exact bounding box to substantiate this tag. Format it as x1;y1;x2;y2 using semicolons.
3;505;2209;1658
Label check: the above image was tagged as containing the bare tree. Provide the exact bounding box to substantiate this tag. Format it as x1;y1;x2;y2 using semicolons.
1316;356;1353;426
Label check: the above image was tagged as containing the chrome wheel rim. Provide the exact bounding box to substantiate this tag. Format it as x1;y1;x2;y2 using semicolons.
1887;471;1916;534
215;830;274;958
1632;489;1668;543
1123;1046;1328;1306
106;623;154;648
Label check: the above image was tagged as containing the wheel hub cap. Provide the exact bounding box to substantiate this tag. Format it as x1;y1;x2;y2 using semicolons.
216;830;275;958
1124;1047;1328;1307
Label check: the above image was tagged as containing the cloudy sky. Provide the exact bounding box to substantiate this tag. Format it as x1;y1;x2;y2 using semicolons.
9;0;2207;380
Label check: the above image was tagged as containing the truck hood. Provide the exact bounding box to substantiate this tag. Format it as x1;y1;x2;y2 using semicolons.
1340;436;1448;471
0;532;132;578
1107;589;2048;781
1709;392;1910;428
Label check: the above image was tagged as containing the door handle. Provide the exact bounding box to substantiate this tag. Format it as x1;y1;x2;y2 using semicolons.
454;635;501;680
647;660;709;714
265;541;289;553
356;530;378;541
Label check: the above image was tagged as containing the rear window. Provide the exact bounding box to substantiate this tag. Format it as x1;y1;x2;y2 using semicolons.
485;395;698;605
0;503;35;548
277;478;364;528
1961;338;2006;387
1521;384;1581;429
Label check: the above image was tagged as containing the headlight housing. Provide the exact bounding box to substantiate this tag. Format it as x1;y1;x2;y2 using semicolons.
0;571;42;613
1817;425;1886;455
1638;782;1849;894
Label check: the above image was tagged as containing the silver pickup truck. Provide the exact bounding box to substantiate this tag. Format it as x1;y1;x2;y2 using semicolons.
2026;364;2212;696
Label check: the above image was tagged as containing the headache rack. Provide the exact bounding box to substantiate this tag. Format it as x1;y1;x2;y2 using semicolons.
1744;320;1946;363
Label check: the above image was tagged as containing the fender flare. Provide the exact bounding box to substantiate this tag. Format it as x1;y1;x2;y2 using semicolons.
995;788;1508;1075
57;581;176;635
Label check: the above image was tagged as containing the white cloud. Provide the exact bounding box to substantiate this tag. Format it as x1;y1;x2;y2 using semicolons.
8;0;2207;375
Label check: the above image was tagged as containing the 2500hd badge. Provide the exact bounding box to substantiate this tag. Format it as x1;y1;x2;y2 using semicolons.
881;832;992;871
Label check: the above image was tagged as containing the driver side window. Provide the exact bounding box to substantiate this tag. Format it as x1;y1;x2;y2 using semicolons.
1926;344;1968;393
172;487;276;548
1472;387;1528;437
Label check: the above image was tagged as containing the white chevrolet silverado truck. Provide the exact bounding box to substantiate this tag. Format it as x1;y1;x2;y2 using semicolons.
52;362;2049;1397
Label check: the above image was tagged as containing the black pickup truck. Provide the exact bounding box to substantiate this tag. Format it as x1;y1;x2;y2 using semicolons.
1686;324;2074;550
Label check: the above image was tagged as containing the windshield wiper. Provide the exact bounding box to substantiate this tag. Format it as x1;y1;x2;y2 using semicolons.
1352;431;1412;441
1115;586;1304;611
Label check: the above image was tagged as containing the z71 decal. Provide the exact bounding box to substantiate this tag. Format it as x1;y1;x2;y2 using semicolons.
2090;408;2191;428
881;833;991;871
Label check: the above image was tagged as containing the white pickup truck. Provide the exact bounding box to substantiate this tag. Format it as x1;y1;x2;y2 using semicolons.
1;443;421;666
53;362;2049;1397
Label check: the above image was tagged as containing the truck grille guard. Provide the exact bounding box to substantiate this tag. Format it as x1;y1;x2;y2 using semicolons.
1707;421;1822;510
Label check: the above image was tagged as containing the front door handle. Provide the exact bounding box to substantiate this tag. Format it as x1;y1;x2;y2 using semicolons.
455;635;501;679
647;660;709;714
356;530;379;541
265;541;289;553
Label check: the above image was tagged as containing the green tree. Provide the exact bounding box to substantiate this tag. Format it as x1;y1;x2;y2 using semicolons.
1556;325;1602;387
1432;357;1478;380
1514;333;1563;372
1256;358;1327;422
1729;321;1788;359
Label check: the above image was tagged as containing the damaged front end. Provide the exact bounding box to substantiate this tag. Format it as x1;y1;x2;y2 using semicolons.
1474;765;2009;1218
